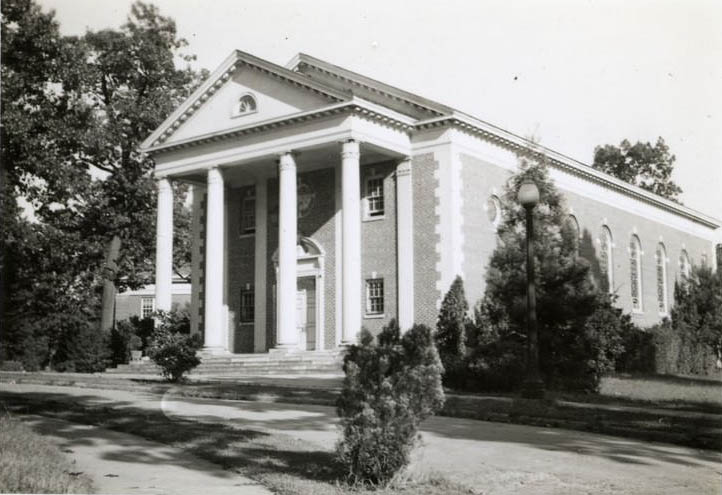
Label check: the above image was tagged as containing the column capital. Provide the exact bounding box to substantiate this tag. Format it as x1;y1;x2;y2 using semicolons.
277;151;298;171
340;139;360;159
207;166;224;184
395;157;412;177
156;176;173;190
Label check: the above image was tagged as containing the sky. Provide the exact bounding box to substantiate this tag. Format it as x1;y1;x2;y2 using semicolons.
38;0;722;223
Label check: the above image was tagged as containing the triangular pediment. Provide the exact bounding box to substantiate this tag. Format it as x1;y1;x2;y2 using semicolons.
142;51;348;150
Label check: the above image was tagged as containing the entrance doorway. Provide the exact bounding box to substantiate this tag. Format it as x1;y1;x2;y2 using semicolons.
296;276;316;350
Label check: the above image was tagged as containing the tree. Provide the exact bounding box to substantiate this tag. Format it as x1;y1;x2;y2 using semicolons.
435;276;468;387
471;149;627;391
592;137;682;201
1;0;202;368
670;265;722;372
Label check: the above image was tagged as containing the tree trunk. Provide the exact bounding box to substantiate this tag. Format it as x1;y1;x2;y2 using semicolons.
100;235;122;332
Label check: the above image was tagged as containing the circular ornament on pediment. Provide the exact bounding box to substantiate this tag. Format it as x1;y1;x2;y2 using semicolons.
297;181;315;218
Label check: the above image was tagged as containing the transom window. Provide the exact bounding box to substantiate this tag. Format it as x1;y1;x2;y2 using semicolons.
365;279;384;315
240;289;254;323
599;226;614;293
629;235;643;312
656;243;668;314
240;188;255;235
365;176;384;218
233;93;257;117
141;297;155;319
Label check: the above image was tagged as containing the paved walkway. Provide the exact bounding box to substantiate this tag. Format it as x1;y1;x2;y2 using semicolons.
19;414;270;495
2;383;720;495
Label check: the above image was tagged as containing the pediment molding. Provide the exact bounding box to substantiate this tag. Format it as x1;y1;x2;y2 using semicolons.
141;51;348;150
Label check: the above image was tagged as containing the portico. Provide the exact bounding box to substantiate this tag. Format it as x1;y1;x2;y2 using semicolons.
145;51;415;353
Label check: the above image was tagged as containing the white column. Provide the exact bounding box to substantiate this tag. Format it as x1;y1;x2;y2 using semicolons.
276;152;298;349
396;158;414;330
155;177;173;312
341;140;361;344
203;166;226;353
253;179;268;352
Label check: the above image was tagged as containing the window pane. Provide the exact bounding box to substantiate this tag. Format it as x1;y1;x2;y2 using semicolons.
141;297;155;319
240;290;254;322
366;279;384;314
367;177;384;216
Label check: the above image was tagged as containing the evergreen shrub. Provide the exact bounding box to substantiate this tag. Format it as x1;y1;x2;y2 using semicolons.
435;276;469;388
336;321;445;485
147;310;201;382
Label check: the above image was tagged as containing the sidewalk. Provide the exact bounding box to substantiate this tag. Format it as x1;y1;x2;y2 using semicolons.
2;382;720;495
20;414;270;495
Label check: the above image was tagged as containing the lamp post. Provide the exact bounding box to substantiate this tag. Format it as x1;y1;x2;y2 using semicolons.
517;180;545;399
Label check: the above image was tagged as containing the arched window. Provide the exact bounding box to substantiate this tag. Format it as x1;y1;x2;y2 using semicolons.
679;250;691;278
486;195;501;228
599;226;613;293
629;235;643;311
656;243;668;314
566;215;580;252
233;93;257;116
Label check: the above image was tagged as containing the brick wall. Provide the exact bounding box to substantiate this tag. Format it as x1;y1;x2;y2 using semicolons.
226;185;256;352
412;153;441;328
360;161;397;335
460;154;512;307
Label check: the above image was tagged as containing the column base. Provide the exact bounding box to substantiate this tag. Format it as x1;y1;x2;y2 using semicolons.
269;344;302;354
197;346;230;358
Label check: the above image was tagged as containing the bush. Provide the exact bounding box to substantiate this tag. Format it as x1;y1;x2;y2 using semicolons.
53;317;109;373
435;276;469;388
336;320;445;486
109;316;156;365
0;361;24;372
147;311;201;382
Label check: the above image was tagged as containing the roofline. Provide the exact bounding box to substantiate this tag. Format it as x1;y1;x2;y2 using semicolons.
417;113;720;229
287;53;454;117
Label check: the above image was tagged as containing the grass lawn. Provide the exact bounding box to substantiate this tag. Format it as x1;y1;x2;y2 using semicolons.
0;414;94;494
3;396;472;495
598;373;722;412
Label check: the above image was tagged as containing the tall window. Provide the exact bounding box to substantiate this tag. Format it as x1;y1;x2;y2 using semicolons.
365;279;384;315
566;215;580;253
240;289;254;323
679;250;691;278
141;297;155;319
599;226;614;293
365;176;384;218
629;235;643;311
656;243;668;314
240;188;255;235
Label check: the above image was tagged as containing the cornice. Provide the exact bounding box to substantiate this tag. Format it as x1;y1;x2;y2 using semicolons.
142;98;415;155
416;114;720;229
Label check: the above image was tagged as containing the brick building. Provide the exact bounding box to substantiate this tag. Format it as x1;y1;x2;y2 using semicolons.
141;50;720;355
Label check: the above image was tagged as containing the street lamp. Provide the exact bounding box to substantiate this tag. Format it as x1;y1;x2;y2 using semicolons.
517;180;545;399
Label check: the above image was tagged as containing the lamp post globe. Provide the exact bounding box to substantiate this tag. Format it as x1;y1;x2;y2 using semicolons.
517;180;540;208
518;179;544;399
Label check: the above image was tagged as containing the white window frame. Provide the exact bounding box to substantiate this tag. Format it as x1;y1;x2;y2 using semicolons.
232;93;258;118
239;188;256;236
629;235;643;313
656;243;668;315
600;226;614;294
486;195;502;229
365;278;384;317
140;296;155;319
364;174;385;220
